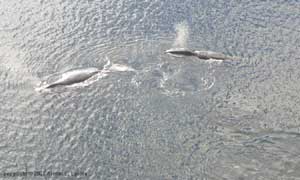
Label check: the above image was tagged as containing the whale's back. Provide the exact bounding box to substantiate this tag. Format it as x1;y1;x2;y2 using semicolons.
46;67;100;88
165;48;195;57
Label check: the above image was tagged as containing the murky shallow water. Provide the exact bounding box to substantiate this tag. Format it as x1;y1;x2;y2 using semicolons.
1;0;300;179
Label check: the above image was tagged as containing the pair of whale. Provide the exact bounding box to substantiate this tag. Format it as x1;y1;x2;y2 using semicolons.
40;48;238;89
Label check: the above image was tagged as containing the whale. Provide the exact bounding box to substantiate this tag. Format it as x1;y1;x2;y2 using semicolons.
165;48;239;60
43;67;100;88
165;48;196;57
38;60;136;90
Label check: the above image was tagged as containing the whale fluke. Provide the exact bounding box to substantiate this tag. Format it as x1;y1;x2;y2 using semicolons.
108;64;136;72
102;59;135;72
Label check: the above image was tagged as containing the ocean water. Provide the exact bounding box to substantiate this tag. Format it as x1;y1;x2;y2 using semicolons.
1;0;300;179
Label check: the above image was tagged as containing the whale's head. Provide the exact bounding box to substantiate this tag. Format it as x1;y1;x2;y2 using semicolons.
165;48;195;57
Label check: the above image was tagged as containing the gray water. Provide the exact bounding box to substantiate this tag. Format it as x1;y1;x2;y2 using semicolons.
1;0;300;179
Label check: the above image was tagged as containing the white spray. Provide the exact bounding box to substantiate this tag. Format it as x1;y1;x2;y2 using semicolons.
173;21;190;48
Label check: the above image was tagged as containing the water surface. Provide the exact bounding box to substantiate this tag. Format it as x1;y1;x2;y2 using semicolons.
1;0;300;179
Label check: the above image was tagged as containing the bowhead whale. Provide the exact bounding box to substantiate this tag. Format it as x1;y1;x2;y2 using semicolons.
165;48;196;57
44;67;100;88
39;60;136;90
165;48;239;60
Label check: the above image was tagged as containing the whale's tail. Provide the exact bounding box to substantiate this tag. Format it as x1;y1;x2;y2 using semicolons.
225;55;241;61
102;57;136;72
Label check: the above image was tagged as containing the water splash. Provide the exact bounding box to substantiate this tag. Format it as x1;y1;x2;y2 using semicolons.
157;61;217;96
173;21;190;48
108;63;136;72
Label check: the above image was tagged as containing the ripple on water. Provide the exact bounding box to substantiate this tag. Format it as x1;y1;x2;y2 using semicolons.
3;0;300;179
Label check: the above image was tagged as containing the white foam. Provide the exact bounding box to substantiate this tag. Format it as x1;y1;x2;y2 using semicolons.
108;64;136;72
173;21;190;48
205;59;224;64
201;76;216;90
